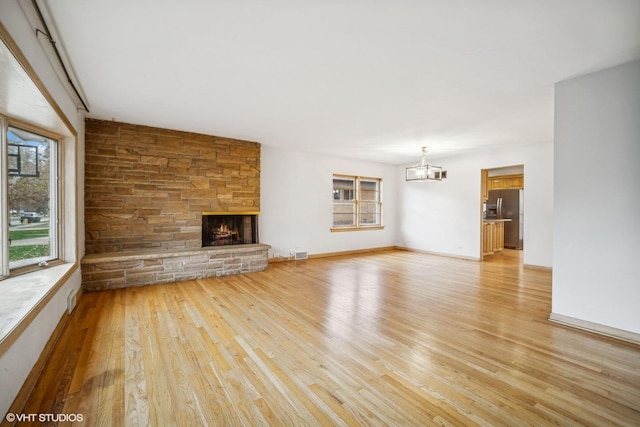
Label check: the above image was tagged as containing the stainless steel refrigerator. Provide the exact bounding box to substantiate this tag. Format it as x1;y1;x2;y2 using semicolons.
488;189;523;249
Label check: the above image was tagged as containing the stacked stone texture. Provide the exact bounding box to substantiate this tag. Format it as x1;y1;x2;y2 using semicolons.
84;119;260;254
81;246;268;291
82;119;267;291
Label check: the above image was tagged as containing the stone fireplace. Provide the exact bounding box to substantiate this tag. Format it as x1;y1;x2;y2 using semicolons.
202;212;259;247
81;119;269;291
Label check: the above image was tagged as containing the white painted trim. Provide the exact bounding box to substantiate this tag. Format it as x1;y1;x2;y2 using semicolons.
396;246;480;262
549;313;640;345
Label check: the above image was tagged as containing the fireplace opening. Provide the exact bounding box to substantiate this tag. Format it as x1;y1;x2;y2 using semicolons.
202;213;259;247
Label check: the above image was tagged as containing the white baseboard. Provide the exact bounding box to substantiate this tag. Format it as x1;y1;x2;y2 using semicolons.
549;313;640;345
523;263;552;272
395;246;480;262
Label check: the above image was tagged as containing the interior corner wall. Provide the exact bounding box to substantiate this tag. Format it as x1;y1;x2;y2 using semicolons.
260;146;398;257
397;141;553;267
553;59;640;335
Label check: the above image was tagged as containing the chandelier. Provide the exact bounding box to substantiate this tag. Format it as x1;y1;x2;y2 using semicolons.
405;147;447;181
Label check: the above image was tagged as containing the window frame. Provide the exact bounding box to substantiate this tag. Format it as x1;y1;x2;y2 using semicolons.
1;116;62;279
0;26;79;359
331;174;383;232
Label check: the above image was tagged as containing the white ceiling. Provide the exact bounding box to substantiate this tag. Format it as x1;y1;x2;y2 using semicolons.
43;0;640;164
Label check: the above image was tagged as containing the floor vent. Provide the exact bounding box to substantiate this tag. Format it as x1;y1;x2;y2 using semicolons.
294;251;308;261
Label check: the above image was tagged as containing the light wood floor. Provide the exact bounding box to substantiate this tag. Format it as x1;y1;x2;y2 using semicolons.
18;250;640;425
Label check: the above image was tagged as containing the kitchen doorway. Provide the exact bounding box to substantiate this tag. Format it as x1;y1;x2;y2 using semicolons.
480;165;524;262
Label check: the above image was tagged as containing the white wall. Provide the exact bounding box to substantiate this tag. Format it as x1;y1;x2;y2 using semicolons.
397;141;554;267
261;146;398;258
553;60;640;335
0;1;84;417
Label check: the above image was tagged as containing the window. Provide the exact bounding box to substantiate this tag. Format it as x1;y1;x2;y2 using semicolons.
1;120;59;278
332;175;382;230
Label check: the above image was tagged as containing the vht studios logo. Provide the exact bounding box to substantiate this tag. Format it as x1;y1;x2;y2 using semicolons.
5;412;84;423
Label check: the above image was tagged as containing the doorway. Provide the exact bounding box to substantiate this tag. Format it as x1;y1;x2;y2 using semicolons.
480;165;524;261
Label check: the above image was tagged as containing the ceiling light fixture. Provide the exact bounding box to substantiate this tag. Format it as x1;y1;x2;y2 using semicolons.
406;147;447;181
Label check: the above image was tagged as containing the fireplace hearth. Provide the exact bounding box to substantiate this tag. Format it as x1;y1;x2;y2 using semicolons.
202;212;259;247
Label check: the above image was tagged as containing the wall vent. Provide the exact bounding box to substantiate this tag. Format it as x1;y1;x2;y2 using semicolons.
294;251;308;261
67;289;77;314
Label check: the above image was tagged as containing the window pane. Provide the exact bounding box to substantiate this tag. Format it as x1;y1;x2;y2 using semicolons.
7;127;55;269
359;179;380;226
360;179;379;201
333;204;356;226
359;202;380;225
333;177;356;226
333;178;355;199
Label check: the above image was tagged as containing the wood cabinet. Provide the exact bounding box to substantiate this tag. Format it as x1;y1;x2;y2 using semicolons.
487;174;524;191
481;169;489;202
482;221;505;256
482;222;492;255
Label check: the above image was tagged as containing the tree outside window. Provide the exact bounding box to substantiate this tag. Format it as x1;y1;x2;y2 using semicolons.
4;125;58;272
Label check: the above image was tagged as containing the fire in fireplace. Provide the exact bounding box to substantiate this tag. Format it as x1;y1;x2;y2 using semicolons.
202;212;259;247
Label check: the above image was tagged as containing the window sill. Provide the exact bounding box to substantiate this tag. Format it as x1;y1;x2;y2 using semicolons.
0;262;78;356
330;226;385;232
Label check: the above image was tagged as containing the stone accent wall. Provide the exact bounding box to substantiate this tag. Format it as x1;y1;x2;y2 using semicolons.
82;119;266;291
82;245;269;291
84;119;260;254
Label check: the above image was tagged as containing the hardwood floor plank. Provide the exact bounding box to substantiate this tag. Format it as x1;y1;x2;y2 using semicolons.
93;289;125;427
15;250;640;426
124;291;150;427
